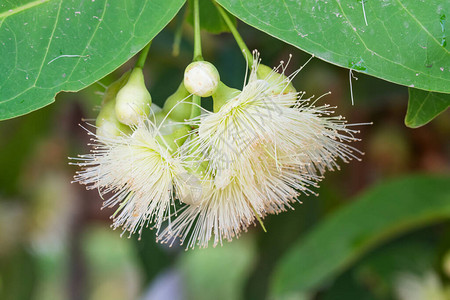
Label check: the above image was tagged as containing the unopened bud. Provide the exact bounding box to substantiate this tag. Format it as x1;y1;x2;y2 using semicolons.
184;61;220;97
115;67;152;125
96;72;132;138
96;99;131;138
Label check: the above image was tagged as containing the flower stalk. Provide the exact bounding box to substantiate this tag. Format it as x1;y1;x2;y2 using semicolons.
214;2;253;66
193;0;203;61
191;0;203;120
135;41;152;69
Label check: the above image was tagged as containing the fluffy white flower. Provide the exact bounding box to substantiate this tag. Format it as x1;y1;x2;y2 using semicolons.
158;53;362;248
158;145;320;248
73;118;190;236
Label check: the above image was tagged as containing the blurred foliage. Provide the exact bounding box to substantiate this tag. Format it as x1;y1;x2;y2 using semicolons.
0;107;53;196
271;175;450;298
321;226;450;300
82;226;142;300
179;235;256;300
133;229;176;285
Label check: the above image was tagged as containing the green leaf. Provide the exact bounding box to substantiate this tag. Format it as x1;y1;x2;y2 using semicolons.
187;0;236;34
0;0;186;120
270;174;450;298
405;88;450;128
216;0;450;93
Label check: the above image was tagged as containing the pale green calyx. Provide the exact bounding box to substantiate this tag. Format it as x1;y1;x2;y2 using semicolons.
162;82;192;122
153;112;191;153
212;81;240;112
184;61;220;97
256;64;297;95
115;67;152;126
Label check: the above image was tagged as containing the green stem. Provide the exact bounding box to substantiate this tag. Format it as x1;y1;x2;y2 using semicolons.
189;0;203;120
190;95;201;120
135;41;152;68
193;0;203;61
214;2;253;66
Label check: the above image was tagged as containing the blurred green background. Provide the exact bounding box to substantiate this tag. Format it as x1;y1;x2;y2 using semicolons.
0;19;449;300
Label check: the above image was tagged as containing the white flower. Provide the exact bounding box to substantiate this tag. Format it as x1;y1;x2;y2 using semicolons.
73;117;191;236
158;52;362;248
158;146;320;248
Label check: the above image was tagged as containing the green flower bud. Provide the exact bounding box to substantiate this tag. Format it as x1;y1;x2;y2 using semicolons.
184;61;220;97
102;71;131;104
256;64;297;95
212;81;240;112
115;67;152;126
96;98;131;138
162;82;192;122
96;72;132;138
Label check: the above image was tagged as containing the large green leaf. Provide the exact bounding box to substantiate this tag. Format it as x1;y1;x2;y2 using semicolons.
217;0;450;93
270;175;450;298
405;88;450;128
0;0;186;120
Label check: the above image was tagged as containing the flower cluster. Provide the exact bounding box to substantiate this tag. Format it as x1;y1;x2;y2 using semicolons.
74;52;362;249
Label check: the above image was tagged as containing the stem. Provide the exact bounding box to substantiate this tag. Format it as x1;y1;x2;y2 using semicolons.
135;41;152;69
193;0;203;61
190;95;201;120
190;0;202;120
214;2;253;66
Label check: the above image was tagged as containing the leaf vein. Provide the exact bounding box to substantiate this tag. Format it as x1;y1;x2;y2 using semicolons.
33;0;63;86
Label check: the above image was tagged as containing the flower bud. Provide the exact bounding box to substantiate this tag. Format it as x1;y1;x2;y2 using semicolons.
96;99;131;138
96;72;132;138
184;61;220;97
102;71;131;105
162;82;192;121
256;64;297;95
115;67;152;126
